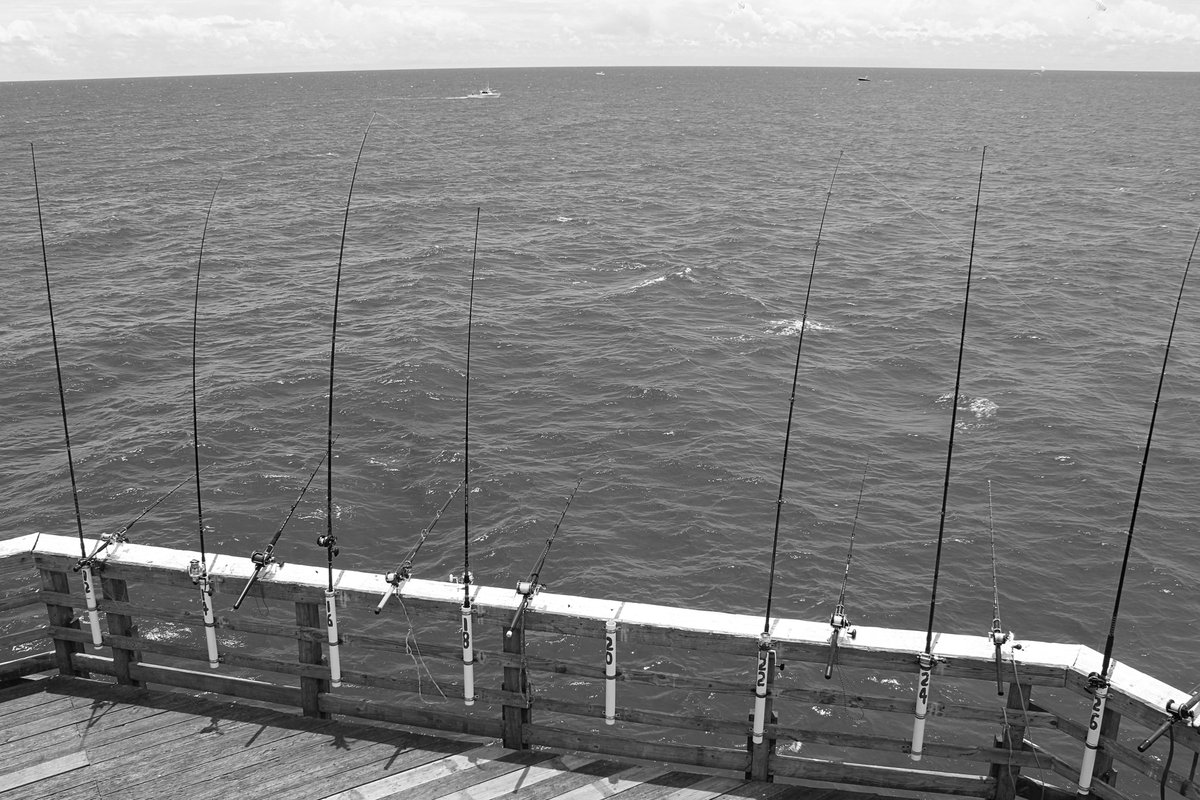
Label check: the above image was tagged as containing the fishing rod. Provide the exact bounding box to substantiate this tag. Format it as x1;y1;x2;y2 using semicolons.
74;465;215;572
753;154;841;747
232;444;335;611
910;146;986;763
824;457;868;680
319;116;375;690
506;477;583;637
1138;681;1200;753
1077;226;1200;797
187;178;222;670
374;480;464;613
31;143;103;648
459;207;482;707
985;480;1012;697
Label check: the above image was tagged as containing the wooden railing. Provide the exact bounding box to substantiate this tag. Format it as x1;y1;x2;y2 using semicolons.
2;532;1199;799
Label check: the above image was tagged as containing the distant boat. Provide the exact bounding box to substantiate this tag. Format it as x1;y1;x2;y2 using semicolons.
596;71;605;76
469;86;499;98
857;76;871;82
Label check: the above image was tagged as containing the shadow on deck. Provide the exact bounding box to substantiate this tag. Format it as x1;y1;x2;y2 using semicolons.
0;675;901;800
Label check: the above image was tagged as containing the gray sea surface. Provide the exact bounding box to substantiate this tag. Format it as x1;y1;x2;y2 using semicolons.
1;66;1198;690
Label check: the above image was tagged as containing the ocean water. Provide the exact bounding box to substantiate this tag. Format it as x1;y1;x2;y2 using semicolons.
1;66;1198;691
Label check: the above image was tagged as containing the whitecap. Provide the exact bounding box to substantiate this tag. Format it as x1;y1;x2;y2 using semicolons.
936;393;998;420
769;318;833;336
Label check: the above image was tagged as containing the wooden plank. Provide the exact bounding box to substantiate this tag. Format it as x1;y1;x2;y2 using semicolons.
0;653;56;684
39;568;83;677
991;680;1033;800
297;599;330;718
1;694;88;745
479;758;630;800
0;679;54;715
319;692;505;740
501;623;527;749
3;720;82;770
78;695;265;762
552;764;676;800
633;777;744;800
0;750;89;793
0;626;46;649
645;774;749;800
524;724;749;774
771;753;994;796
89;717;326;799
124;658;302;706
599;770;709;800
0;534;39;559
289;735;483;799
410;752;600;800
0;590;41;613
99;576;140;687
122;724;417;800
1023;739;1139;800
320;745;558;800
317;744;508;800
1;707;84;777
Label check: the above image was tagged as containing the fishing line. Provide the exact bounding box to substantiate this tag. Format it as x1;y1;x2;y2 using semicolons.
31;142;103;647
395;594;449;702
910;146;987;763
188;177;223;669
1077;226;1200;798
751;153;841;748
319;114;375;690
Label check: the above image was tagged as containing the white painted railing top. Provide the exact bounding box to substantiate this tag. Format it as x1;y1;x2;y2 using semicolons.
8;532;1189;718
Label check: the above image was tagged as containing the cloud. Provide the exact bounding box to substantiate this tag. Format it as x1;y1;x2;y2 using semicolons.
1;0;1197;80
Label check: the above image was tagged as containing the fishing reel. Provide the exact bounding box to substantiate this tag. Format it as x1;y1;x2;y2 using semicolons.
917;651;941;671
104;530;129;546
316;533;339;557
450;570;473;585
385;562;412;586
187;559;212;594
515;580;544;597
829;605;856;638
1138;685;1200;751
250;549;280;569
988;619;1011;648
1165;697;1200;727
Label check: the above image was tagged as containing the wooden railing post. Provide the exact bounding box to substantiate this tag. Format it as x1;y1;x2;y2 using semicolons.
40;567;85;677
991;681;1032;800
296;600;330;719
746;648;776;782
1096;706;1121;788
502;625;529;749
100;575;142;687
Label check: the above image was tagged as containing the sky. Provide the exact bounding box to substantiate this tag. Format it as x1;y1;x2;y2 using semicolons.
1;0;1198;82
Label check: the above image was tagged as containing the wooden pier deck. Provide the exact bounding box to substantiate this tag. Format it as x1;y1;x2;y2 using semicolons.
0;675;896;800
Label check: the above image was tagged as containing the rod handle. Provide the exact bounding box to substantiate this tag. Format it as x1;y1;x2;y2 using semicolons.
824;629;839;680
232;565;263;611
